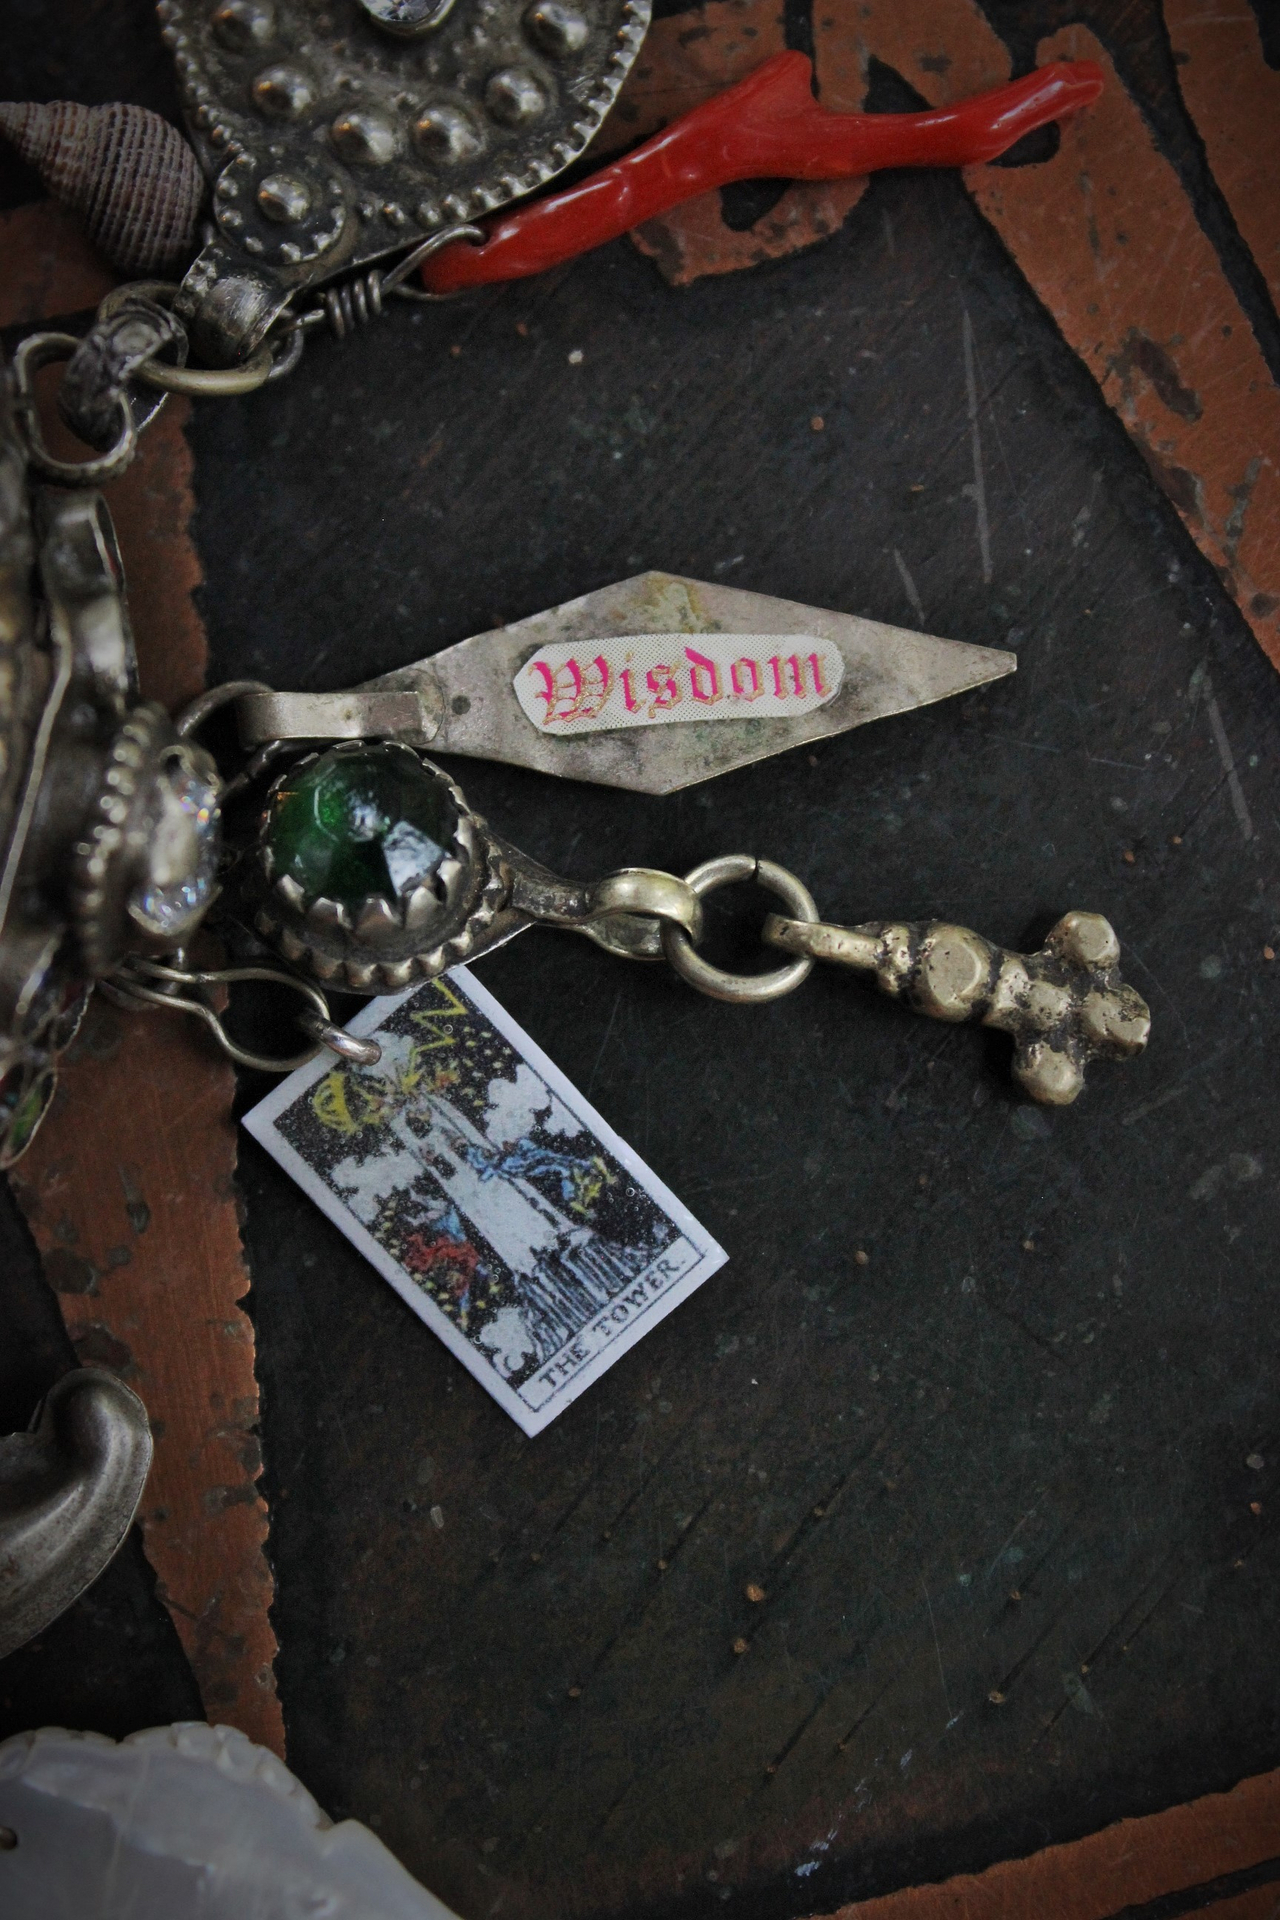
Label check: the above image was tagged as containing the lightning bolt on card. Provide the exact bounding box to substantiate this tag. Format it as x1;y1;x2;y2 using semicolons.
243;968;727;1434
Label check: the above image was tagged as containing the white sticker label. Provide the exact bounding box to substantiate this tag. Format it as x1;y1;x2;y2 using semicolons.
513;632;844;735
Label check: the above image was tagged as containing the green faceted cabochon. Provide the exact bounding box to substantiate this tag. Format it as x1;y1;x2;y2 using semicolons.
268;746;457;909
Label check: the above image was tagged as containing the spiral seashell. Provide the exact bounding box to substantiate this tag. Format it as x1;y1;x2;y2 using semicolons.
0;100;204;274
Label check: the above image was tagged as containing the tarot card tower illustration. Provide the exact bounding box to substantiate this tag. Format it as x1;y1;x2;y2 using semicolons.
245;969;726;1432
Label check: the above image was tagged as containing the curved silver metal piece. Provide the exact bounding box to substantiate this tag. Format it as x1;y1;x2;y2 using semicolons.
104;958;361;1074
0;1368;153;1660
10;334;137;488
297;1009;384;1066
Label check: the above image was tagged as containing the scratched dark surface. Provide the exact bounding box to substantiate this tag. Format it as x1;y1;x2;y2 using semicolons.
3;2;1280;1916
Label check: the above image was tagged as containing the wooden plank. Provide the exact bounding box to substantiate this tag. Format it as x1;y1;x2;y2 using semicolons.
1163;0;1280;316
0;201;114;329
813;1766;1280;1919
604;0;1280;677
968;26;1280;675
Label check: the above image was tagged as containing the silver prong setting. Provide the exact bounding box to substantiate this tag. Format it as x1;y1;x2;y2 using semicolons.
403;882;439;932
306;894;352;936
354;895;402;946
252;751;511;995
435;855;463;899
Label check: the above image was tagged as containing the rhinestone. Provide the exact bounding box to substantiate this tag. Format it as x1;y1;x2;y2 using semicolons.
265;746;459;913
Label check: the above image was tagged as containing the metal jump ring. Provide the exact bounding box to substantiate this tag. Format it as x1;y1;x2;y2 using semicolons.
135;341;276;396
11;333;137;486
661;855;820;1004
98;281;280;395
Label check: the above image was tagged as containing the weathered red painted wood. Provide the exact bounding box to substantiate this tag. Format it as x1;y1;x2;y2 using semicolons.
1163;0;1280;316
811;1762;1280;1919
969;26;1280;675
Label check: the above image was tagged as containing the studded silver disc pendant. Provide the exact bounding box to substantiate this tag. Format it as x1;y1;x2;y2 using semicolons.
158;0;651;359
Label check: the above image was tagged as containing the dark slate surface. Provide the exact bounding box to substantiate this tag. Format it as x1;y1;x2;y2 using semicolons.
208;147;1279;1920
2;3;1280;1917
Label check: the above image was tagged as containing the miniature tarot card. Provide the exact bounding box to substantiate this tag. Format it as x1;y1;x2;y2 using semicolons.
244;967;727;1434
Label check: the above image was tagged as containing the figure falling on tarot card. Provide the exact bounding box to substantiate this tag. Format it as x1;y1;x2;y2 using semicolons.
316;1024;673;1385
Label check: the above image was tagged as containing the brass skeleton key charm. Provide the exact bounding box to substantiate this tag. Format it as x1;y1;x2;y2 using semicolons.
763;909;1151;1106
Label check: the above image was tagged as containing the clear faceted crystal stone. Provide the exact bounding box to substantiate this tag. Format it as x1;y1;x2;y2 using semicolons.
131;758;222;937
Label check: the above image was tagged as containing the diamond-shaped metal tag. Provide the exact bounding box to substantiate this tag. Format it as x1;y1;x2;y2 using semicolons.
371;572;1015;795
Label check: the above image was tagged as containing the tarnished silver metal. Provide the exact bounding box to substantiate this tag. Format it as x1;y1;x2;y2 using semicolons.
350;571;1017;795
56;292;187;449
92;276;282;395
157;0;651;362
480;859;706;963
248;746;510;990
0;1368;153;1661
71;705;222;978
763;909;1151;1105
582;867;704;960
177;677;274;739
0;362;229;1164
297;1008;384;1065
299;224;486;339
10;333;138;487
136;338;276;395
237;683;441;747
661;856;819;1004
104;956;378;1073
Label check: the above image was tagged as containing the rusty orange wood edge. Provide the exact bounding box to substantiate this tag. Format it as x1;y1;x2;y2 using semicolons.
1163;0;1280;320
1;201;285;1756
809;1761;1280;1920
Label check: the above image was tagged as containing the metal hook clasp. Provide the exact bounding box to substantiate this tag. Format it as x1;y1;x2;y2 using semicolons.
103;958;381;1073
